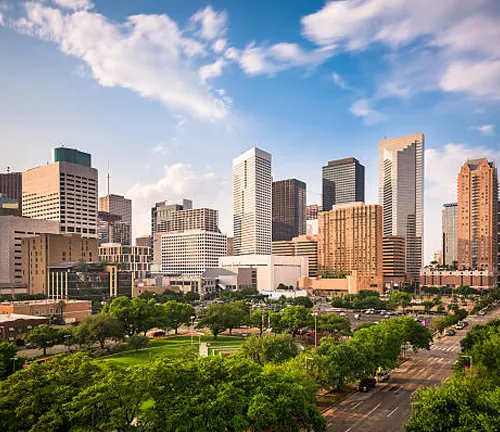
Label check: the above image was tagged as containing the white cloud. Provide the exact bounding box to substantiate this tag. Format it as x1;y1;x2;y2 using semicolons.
52;0;94;11
190;5;227;41
349;99;386;125
199;58;225;82
440;59;500;99
472;124;495;136
332;72;349;90
212;38;226;53
239;42;334;76
424;143;500;262
152;143;168;155
10;3;230;120
126;163;226;237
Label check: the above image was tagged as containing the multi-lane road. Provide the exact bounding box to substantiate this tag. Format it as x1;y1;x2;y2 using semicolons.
323;306;500;432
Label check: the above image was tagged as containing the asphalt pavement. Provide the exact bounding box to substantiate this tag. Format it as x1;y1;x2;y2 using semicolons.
323;306;500;432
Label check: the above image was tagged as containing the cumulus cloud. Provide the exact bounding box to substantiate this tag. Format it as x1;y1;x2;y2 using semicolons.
424;143;500;262
199;58;226;82
190;5;227;41
52;0;94;11
471;124;495;136
126;163;227;237
10;2;230;120
332;72;350;90
212;38;227;53
349;99;386;125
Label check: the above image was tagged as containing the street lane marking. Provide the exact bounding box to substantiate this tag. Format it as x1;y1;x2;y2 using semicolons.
352;402;362;410
394;385;404;393
344;428;352;432
327;423;332;427
387;407;399;417
367;403;381;416
427;374;435;381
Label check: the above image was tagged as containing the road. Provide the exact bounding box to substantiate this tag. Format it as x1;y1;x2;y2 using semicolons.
323;306;499;432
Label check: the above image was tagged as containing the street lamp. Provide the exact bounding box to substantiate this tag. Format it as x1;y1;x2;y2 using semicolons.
190;315;196;346
196;332;204;347
313;312;318;348
11;356;18;373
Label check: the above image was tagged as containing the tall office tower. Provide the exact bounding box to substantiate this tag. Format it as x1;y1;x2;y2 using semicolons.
318;202;383;291
272;234;318;277
22;147;98;238
233;147;272;255
151;199;192;234
322;157;365;211
97;211;131;245
379;133;424;280
383;236;406;287
99;194;132;228
498;200;500;273
306;204;322;220
442;203;458;267
0;171;22;210
171;208;219;232
272;179;306;241
457;158;498;272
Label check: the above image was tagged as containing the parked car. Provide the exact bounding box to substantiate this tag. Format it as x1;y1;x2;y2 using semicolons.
354;313;361;320
478;310;487;316
376;371;391;383
339;312;346;317
358;377;377;392
447;329;456;336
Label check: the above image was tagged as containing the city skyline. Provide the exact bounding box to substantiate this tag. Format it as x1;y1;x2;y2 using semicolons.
0;0;499;263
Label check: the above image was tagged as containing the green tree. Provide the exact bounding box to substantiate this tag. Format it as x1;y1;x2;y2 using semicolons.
250;309;268;336
25;324;61;356
358;289;380;299
389;291;411;312
289;296;314;308
184;291;200;303
0;342;18;380
163;300;195;335
280;306;313;333
78;314;124;349
197;303;228;339
224;301;248;335
241;334;299;366
317;313;351;338
220;289;245;302
389;317;432;351
127;334;150;351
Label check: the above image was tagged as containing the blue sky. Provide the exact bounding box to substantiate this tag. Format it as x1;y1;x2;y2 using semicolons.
1;0;500;262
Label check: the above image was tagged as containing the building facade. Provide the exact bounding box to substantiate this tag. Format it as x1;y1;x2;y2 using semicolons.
442;203;458;267
272;234;318;277
0;171;22;211
22;233;98;295
457;158;498;272
0;216;59;288
322;157;365;211
99;194;132;244
99;243;150;279
159;230;227;275
383;235;406;287
306;204;322;220
22;147;98;238
151;199;192;235
0;314;49;343
272;179;306;241
420;269;497;290
233;147;272;255
97;211;131;246
379;134;424;280
0;299;92;324
219;255;308;292
318;202;383;291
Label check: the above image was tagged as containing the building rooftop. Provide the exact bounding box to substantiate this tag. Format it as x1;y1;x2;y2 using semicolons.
0;313;48;323
0;299;90;306
325;157;361;167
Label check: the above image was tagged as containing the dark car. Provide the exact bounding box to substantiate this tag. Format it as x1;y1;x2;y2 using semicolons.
447;329;456;336
358;377;377;392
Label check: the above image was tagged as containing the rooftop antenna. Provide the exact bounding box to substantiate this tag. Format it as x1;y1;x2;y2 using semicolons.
6;166;10;173
107;159;110;196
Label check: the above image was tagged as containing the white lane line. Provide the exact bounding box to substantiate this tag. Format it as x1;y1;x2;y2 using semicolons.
352;401;362;410
327;423;332;427
394;385;404;393
427;374;435;381
344;428;352;432
387;407;399;417
366;403;381;416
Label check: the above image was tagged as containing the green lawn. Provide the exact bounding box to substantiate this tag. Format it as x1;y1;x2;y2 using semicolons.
100;335;245;366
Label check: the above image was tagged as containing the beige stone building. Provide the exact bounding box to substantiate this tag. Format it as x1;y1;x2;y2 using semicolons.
99;243;150;279
272;234;318;277
0;299;92;323
21;233;98;294
299;271;378;296
0;216;59;291
383;235;406;287
318;202;383;291
22;147;98;238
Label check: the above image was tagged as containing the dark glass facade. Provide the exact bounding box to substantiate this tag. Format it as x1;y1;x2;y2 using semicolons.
0;171;22;210
53;147;91;167
322;157;365;211
272;179;306;241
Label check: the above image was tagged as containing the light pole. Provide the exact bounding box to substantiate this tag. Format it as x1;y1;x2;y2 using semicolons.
305;356;314;371
190;315;196;346
461;355;473;375
12;356;18;373
313;312;318;348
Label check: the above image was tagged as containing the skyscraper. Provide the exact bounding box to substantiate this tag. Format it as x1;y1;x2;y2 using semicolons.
442;203;458;267
318;202;383;291
151;199;192;234
322;157;365;211
99;194;132;245
22;147;98;238
379;133;424;280
457;158;498;272
272;179;306;241
0;171;22;210
233;147;272;255
99;194;132;226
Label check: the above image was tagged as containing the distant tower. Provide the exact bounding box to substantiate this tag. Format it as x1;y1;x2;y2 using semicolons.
272;179;306;241
233;147;272;255
379;134;424;280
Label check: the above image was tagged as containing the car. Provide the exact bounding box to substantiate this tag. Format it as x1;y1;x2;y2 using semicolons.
339;312;346;317
478;310;487;316
376;371;391;383
358;377;377;392
447;329;456;336
462;321;469;327
354;313;361;320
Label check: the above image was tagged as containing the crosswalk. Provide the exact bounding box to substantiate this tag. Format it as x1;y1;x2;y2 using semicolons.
432;344;461;353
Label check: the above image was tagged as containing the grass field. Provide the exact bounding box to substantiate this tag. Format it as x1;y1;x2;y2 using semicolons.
100;335;245;366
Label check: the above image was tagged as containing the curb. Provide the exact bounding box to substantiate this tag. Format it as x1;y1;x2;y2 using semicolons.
319;388;356;413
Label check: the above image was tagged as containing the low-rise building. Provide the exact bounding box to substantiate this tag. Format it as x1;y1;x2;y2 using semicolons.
272;234;318;277
0;299;92;324
99;243;150;279
219;255;308;293
48;262;134;301
0;313;49;342
298;271;381;296
419;268;497;290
